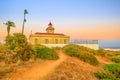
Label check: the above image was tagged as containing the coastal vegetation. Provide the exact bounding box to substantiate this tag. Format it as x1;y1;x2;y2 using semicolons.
63;44;99;66
0;39;120;79
111;58;120;63
0;33;59;64
95;64;120;79
1;33;35;63
36;47;59;60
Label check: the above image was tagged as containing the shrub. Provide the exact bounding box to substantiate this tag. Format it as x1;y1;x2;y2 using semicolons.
95;48;106;56
104;64;120;72
78;46;96;54
111;58;120;63
78;52;99;66
94;70;115;79
5;33;35;61
0;44;7;53
14;43;35;61
114;51;120;56
5;33;27;50
0;50;14;64
95;64;120;79
36;47;59;60
63;44;80;57
63;44;99;66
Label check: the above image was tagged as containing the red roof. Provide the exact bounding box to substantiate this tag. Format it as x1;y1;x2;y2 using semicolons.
48;21;53;27
35;32;65;36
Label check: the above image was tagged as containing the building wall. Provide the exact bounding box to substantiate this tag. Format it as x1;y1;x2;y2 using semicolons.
29;34;70;45
42;44;67;48
76;44;99;50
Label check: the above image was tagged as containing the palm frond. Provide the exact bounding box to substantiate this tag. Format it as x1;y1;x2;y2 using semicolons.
24;9;28;14
4;21;15;27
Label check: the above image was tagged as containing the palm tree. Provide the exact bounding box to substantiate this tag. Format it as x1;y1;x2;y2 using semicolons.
22;9;28;34
4;21;15;36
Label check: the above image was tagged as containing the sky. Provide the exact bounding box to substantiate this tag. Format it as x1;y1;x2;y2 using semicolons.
0;0;120;47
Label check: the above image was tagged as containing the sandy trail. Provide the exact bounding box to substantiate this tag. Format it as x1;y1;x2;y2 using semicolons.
95;56;113;64
10;51;67;80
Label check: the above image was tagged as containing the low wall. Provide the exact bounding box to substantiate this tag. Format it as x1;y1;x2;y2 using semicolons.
42;44;67;48
76;44;99;50
42;44;99;50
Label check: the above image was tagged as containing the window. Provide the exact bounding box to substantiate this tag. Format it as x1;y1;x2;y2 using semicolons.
55;39;58;44
45;39;49;44
64;39;67;44
35;38;38;44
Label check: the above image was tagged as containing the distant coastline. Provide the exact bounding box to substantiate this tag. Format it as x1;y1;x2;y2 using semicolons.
101;47;120;51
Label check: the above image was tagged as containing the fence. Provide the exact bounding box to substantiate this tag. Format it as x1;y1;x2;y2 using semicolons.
71;40;98;44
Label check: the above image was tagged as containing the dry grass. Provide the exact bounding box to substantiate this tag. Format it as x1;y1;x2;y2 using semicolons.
44;56;101;80
1;43;119;80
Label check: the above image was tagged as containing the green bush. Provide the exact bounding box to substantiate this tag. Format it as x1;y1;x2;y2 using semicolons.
78;45;96;54
78;52;99;66
63;44;99;66
104;64;120;72
95;48;106;56
5;33;27;50
5;33;35;61
63;44;80;57
14;44;35;61
111;58;120;63
95;64;120;80
36;47;59;60
94;70;115;79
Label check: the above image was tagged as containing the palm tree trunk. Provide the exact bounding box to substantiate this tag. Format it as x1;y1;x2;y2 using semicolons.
22;14;25;34
7;26;10;36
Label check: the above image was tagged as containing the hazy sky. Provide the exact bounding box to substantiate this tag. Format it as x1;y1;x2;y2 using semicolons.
0;0;120;47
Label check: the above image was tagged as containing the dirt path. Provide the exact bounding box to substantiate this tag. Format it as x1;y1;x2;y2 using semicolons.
10;51;67;80
95;56;113;64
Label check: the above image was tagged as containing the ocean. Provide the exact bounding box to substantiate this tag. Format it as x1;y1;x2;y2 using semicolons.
102;47;120;51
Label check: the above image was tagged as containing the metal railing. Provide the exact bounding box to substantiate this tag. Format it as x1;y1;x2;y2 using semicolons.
71;40;98;44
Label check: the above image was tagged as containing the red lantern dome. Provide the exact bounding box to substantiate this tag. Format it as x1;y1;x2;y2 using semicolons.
48;21;53;27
